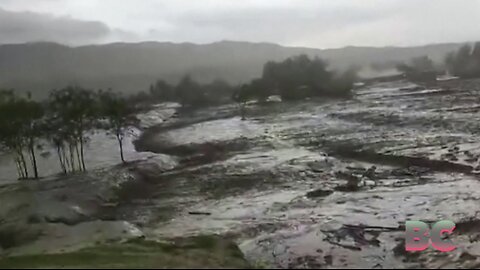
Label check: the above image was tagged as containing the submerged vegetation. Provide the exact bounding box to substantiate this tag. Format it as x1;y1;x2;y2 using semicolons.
0;87;134;180
0;90;44;179
140;76;235;109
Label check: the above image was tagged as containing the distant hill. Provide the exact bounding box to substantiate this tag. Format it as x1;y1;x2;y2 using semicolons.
0;40;470;98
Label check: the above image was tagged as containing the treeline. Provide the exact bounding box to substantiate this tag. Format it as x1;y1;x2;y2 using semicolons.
235;55;357;103
135;55;357;109
446;42;480;78
131;76;235;108
0;87;134;180
397;42;480;81
396;56;437;82
0;54;358;180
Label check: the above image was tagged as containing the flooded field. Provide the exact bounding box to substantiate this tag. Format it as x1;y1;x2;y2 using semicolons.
132;78;480;268
2;79;480;268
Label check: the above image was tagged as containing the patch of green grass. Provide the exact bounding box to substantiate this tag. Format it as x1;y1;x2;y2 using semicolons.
0;236;251;269
253;259;272;269
190;235;217;249
0;252;139;269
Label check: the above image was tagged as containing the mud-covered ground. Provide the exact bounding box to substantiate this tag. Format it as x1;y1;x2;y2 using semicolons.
2;79;480;268
132;79;480;268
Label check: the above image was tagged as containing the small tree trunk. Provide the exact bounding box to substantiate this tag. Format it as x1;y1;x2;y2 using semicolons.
240;102;246;120
19;150;29;179
61;146;70;173
15;157;24;179
69;143;76;172
29;140;39;179
79;137;86;171
57;145;67;174
116;133;125;163
75;142;82;171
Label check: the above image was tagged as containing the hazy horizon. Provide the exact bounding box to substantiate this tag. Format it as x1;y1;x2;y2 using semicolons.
1;39;478;52
1;0;480;49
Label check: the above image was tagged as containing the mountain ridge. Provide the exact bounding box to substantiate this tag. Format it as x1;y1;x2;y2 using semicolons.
0;40;473;98
0;39;471;50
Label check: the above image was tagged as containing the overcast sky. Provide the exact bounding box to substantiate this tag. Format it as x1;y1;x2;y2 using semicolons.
0;0;479;48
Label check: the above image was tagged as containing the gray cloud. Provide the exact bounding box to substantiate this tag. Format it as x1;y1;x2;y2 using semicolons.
154;2;400;47
0;7;112;45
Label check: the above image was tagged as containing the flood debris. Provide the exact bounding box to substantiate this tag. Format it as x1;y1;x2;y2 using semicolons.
331;147;474;174
306;188;334;198
188;211;212;216
321;224;385;250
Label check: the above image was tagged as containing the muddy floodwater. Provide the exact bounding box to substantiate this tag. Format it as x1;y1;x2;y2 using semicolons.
2;80;480;268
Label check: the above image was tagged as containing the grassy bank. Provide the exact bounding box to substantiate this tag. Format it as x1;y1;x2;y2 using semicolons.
0;236;250;269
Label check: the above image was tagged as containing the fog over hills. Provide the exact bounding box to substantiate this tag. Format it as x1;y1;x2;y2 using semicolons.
0;40;469;98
